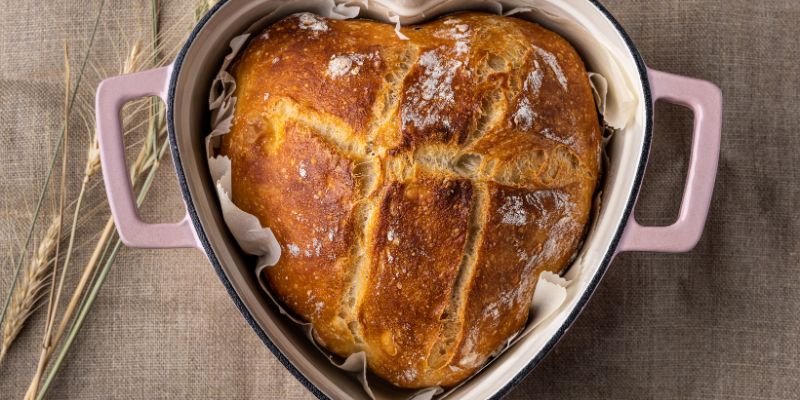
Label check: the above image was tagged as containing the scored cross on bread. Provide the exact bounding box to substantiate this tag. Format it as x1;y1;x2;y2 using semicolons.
220;11;601;388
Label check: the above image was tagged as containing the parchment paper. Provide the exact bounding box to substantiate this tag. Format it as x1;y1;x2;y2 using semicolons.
205;1;633;398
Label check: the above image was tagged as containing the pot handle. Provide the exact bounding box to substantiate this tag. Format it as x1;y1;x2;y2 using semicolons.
96;65;199;249
617;69;722;253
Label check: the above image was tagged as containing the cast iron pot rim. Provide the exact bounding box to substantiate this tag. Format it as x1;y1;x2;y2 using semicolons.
165;1;653;398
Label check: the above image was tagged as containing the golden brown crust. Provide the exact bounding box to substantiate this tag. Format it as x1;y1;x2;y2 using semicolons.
221;11;601;388
359;175;473;385
447;182;592;375
224;116;362;353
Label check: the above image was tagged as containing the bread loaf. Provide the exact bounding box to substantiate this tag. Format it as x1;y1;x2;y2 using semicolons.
220;11;601;388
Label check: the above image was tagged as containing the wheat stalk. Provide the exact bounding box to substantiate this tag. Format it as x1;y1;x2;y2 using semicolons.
29;0;187;396
0;215;62;363
50;40;139;342
35;19;177;367
23;40;145;400
196;0;217;20
13;1;216;398
0;40;74;367
24;40;74;400
46;38;145;362
0;0;99;344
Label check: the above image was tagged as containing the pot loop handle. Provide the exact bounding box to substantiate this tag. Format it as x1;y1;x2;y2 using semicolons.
618;69;722;253
96;65;200;249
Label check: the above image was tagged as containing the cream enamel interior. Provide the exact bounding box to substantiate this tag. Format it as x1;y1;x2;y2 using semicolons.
168;0;649;398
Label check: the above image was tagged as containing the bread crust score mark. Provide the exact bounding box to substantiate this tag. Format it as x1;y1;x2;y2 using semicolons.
220;12;601;388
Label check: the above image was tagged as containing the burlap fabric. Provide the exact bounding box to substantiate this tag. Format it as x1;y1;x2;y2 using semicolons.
1;0;798;398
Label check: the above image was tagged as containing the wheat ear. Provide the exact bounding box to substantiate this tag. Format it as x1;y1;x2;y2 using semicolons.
0;214;62;364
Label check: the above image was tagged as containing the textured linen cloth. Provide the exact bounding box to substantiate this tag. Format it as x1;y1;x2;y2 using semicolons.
1;0;798;399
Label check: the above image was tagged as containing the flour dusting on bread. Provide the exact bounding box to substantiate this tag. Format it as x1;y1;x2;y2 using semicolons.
498;195;528;226
435;20;471;56
536;47;568;89
523;61;543;94
402;50;462;130
296;12;329;33
326;52;380;78
512;97;536;130
540;127;575;146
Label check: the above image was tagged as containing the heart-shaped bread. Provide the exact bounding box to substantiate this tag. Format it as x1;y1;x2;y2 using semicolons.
221;11;601;388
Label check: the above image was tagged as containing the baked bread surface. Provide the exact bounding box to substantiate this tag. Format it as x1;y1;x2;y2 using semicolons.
221;11;601;388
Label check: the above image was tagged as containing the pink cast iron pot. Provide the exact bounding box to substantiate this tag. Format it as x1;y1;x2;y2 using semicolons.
95;0;722;398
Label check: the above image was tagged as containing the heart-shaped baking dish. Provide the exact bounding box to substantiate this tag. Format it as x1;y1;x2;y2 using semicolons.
95;0;722;398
